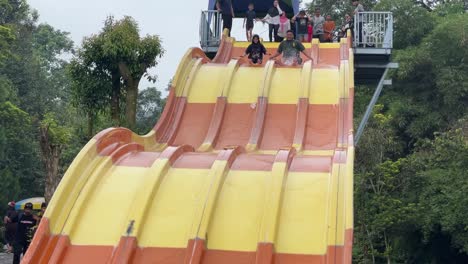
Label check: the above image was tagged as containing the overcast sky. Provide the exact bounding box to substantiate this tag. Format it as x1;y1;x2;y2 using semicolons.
28;0;308;96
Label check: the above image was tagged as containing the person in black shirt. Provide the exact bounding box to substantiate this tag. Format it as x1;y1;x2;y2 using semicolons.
216;0;235;36
12;202;37;264
292;10;311;42
243;3;256;42
4;201;18;253
243;35;269;65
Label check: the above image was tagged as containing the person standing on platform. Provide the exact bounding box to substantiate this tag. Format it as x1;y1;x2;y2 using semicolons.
323;15;336;42
217;0;235;36
262;0;283;42
277;13;291;41
312;8;325;42
244;3;256;42
292;10;311;42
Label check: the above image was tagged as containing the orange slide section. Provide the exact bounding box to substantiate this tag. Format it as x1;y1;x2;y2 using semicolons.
24;34;354;264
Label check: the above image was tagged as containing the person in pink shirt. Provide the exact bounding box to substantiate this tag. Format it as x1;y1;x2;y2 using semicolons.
277;13;291;41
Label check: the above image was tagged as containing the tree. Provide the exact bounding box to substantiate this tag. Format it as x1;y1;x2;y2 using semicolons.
0;25;14;63
0;0;76;204
0;101;37;206
102;16;164;129
68;58;112;137
39;113;71;202
77;31;123;126
71;16;164;129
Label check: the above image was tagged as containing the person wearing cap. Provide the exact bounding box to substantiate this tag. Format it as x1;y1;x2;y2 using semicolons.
12;202;37;264
4;201;18;253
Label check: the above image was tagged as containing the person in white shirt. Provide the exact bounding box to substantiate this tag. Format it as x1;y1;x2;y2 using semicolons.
262;0;283;42
312;8;325;42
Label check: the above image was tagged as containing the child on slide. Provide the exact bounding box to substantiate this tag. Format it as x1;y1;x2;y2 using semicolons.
242;35;269;65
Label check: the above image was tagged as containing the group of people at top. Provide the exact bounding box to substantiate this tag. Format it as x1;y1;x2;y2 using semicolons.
216;0;365;66
249;4;337;44
4;201;47;264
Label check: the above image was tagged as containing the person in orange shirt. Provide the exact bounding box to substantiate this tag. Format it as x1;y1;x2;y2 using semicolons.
323;15;336;42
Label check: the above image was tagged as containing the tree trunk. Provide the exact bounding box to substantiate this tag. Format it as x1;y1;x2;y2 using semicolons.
39;126;62;203
365;224;376;264
111;73;121;126
87;111;94;138
118;62;141;129
125;78;140;129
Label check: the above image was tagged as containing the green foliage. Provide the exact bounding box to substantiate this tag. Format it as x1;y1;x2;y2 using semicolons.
136;87;166;134
353;1;468;262
0;24;15;63
0;101;41;206
71;15;164;129
0;0;29;25
0;168;20;209
306;0;377;23
414;126;468;253
375;0;435;49
68;57;112;115
40;112;72;145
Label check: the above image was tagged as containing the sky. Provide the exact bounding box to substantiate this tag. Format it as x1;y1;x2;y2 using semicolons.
28;0;308;96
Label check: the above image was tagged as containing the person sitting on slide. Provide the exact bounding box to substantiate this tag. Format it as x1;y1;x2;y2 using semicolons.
242;34;269;65
269;30;313;66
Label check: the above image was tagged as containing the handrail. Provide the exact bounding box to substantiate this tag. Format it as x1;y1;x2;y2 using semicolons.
353;11;393;49
200;10;223;53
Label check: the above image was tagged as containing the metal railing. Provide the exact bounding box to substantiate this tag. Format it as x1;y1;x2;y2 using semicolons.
200;10;223;52
354;12;393;49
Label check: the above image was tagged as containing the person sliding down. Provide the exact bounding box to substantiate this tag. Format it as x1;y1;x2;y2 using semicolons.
242;35;269;65
270;30;314;66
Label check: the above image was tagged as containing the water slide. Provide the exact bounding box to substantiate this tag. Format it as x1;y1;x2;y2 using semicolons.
24;34;355;264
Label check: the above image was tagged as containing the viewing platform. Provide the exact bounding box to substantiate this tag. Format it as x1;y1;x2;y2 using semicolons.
199;10;397;85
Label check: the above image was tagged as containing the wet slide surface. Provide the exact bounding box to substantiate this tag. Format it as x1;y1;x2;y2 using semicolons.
24;36;355;264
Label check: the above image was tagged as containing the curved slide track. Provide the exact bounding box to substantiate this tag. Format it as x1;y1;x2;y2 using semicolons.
24;34;355;264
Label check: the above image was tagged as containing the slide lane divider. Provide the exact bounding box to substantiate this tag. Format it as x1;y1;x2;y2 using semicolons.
46;142;145;263
325;150;347;263
255;148;296;264
184;146;244;264
23;128;137;263
198;60;240;152
293;61;313;152
161;58;204;145
246;61;275;152
311;39;319;65
154;48;209;143
108;145;195;264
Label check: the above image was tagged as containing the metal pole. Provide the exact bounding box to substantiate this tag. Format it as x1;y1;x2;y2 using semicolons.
354;67;389;145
